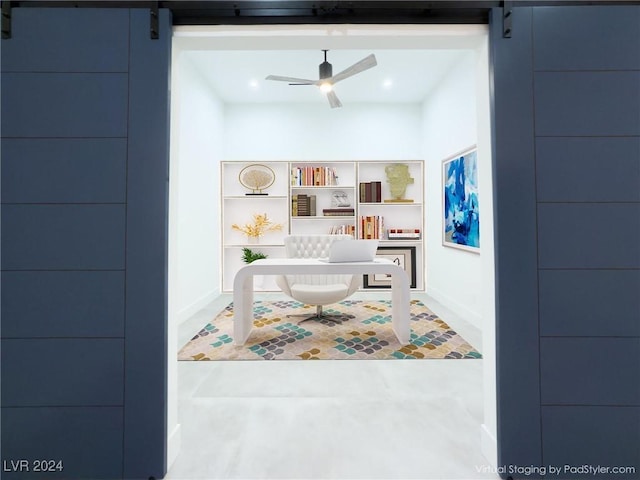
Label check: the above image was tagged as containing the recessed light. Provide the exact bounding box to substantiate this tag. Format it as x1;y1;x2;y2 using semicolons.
249;80;259;89
383;79;393;89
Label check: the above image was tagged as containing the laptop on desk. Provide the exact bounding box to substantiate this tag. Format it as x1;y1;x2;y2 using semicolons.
319;239;379;263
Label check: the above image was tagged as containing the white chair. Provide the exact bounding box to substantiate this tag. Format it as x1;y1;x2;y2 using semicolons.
276;234;361;323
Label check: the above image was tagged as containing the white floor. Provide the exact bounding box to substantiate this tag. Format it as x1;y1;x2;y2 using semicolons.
166;292;499;480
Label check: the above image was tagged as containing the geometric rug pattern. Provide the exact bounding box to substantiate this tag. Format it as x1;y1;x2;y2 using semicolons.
178;299;482;361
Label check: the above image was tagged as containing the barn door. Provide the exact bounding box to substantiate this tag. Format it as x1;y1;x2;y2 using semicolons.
1;8;171;479
491;5;640;479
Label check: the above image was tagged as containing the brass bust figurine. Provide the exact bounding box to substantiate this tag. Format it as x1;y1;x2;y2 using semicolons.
385;164;414;202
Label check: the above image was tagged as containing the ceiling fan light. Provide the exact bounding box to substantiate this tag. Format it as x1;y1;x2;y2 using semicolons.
319;82;333;93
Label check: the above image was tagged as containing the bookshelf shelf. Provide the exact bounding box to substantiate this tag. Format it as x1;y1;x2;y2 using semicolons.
221;160;424;291
291;186;355;190
292;216;356;219
224;195;288;199
359;202;423;206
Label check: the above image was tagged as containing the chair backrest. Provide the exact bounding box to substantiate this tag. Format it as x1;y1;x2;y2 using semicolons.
283;234;352;259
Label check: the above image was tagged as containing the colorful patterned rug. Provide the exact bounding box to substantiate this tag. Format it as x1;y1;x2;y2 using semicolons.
178;299;482;361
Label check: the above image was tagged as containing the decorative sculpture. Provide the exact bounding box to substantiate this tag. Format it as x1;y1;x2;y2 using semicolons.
231;213;283;243
384;164;414;202
239;164;275;195
331;190;351;207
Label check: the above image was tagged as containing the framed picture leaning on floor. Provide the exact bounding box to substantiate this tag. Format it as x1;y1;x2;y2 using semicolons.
364;246;417;288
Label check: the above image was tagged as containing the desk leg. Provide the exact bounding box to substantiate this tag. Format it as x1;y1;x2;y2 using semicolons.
391;272;411;344
233;272;254;345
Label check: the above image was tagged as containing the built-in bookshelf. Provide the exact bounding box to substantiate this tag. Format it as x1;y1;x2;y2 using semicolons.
221;160;424;292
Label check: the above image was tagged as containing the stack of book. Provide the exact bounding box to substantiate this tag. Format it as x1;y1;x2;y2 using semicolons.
291;166;338;186
322;208;355;217
329;225;355;236
387;228;421;240
292;194;316;216
358;181;382;203
358;215;384;239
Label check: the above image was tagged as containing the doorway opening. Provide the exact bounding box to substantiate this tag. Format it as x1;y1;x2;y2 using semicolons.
167;24;497;478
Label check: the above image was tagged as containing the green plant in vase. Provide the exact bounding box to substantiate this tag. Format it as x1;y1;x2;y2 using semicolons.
241;248;267;264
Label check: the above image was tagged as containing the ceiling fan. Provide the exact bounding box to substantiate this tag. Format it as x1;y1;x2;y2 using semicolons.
265;50;378;108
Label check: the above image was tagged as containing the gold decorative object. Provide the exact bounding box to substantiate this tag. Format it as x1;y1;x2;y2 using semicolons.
384;164;414;203
239;164;275;195
232;213;283;242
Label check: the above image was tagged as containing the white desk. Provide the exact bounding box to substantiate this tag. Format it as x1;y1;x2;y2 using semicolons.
232;258;411;345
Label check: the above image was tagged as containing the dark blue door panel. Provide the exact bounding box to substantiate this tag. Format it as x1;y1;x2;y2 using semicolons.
1;271;125;338
539;270;640;337
493;5;640;478
533;6;640;71
1;8;129;72
542;406;640;479
2;204;125;270
1;73;128;138
121;9;171;479
1;407;123;479
536;137;640;203
1;139;127;204
1;338;124;406
541;337;640;405
0;6;169;480
538;203;640;269
535;71;640;136
490;6;544;471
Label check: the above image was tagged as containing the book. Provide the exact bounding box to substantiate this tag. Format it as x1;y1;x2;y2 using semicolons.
329;224;355;236
297;194;308;216
358;181;382;203
373;181;382;202
323;208;355;217
358;215;384;239
309;195;316;216
292;166;339;186
387;228;421;239
359;182;367;202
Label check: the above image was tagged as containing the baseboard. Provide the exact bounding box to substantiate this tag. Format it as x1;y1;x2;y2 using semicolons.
167;423;182;471
426;286;482;329
481;423;497;469
177;290;218;324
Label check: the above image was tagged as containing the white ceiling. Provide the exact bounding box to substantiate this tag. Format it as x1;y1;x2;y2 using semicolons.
175;25;487;106
184;49;470;105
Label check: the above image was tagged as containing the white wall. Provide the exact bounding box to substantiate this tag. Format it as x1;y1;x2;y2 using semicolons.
421;51;484;328
173;56;224;319
421;44;497;468
167;52;225;468
475;37;498;469
224;103;423;160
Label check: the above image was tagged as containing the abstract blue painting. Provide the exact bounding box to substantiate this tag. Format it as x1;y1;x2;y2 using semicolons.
443;148;480;252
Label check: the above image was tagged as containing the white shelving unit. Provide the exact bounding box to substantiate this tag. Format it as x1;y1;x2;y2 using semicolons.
290;161;357;236
221;162;289;292
221;160;425;292
357;161;424;289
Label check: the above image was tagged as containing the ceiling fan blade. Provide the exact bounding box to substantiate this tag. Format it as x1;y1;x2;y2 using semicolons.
329;54;377;84
265;75;316;85
326;90;343;109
